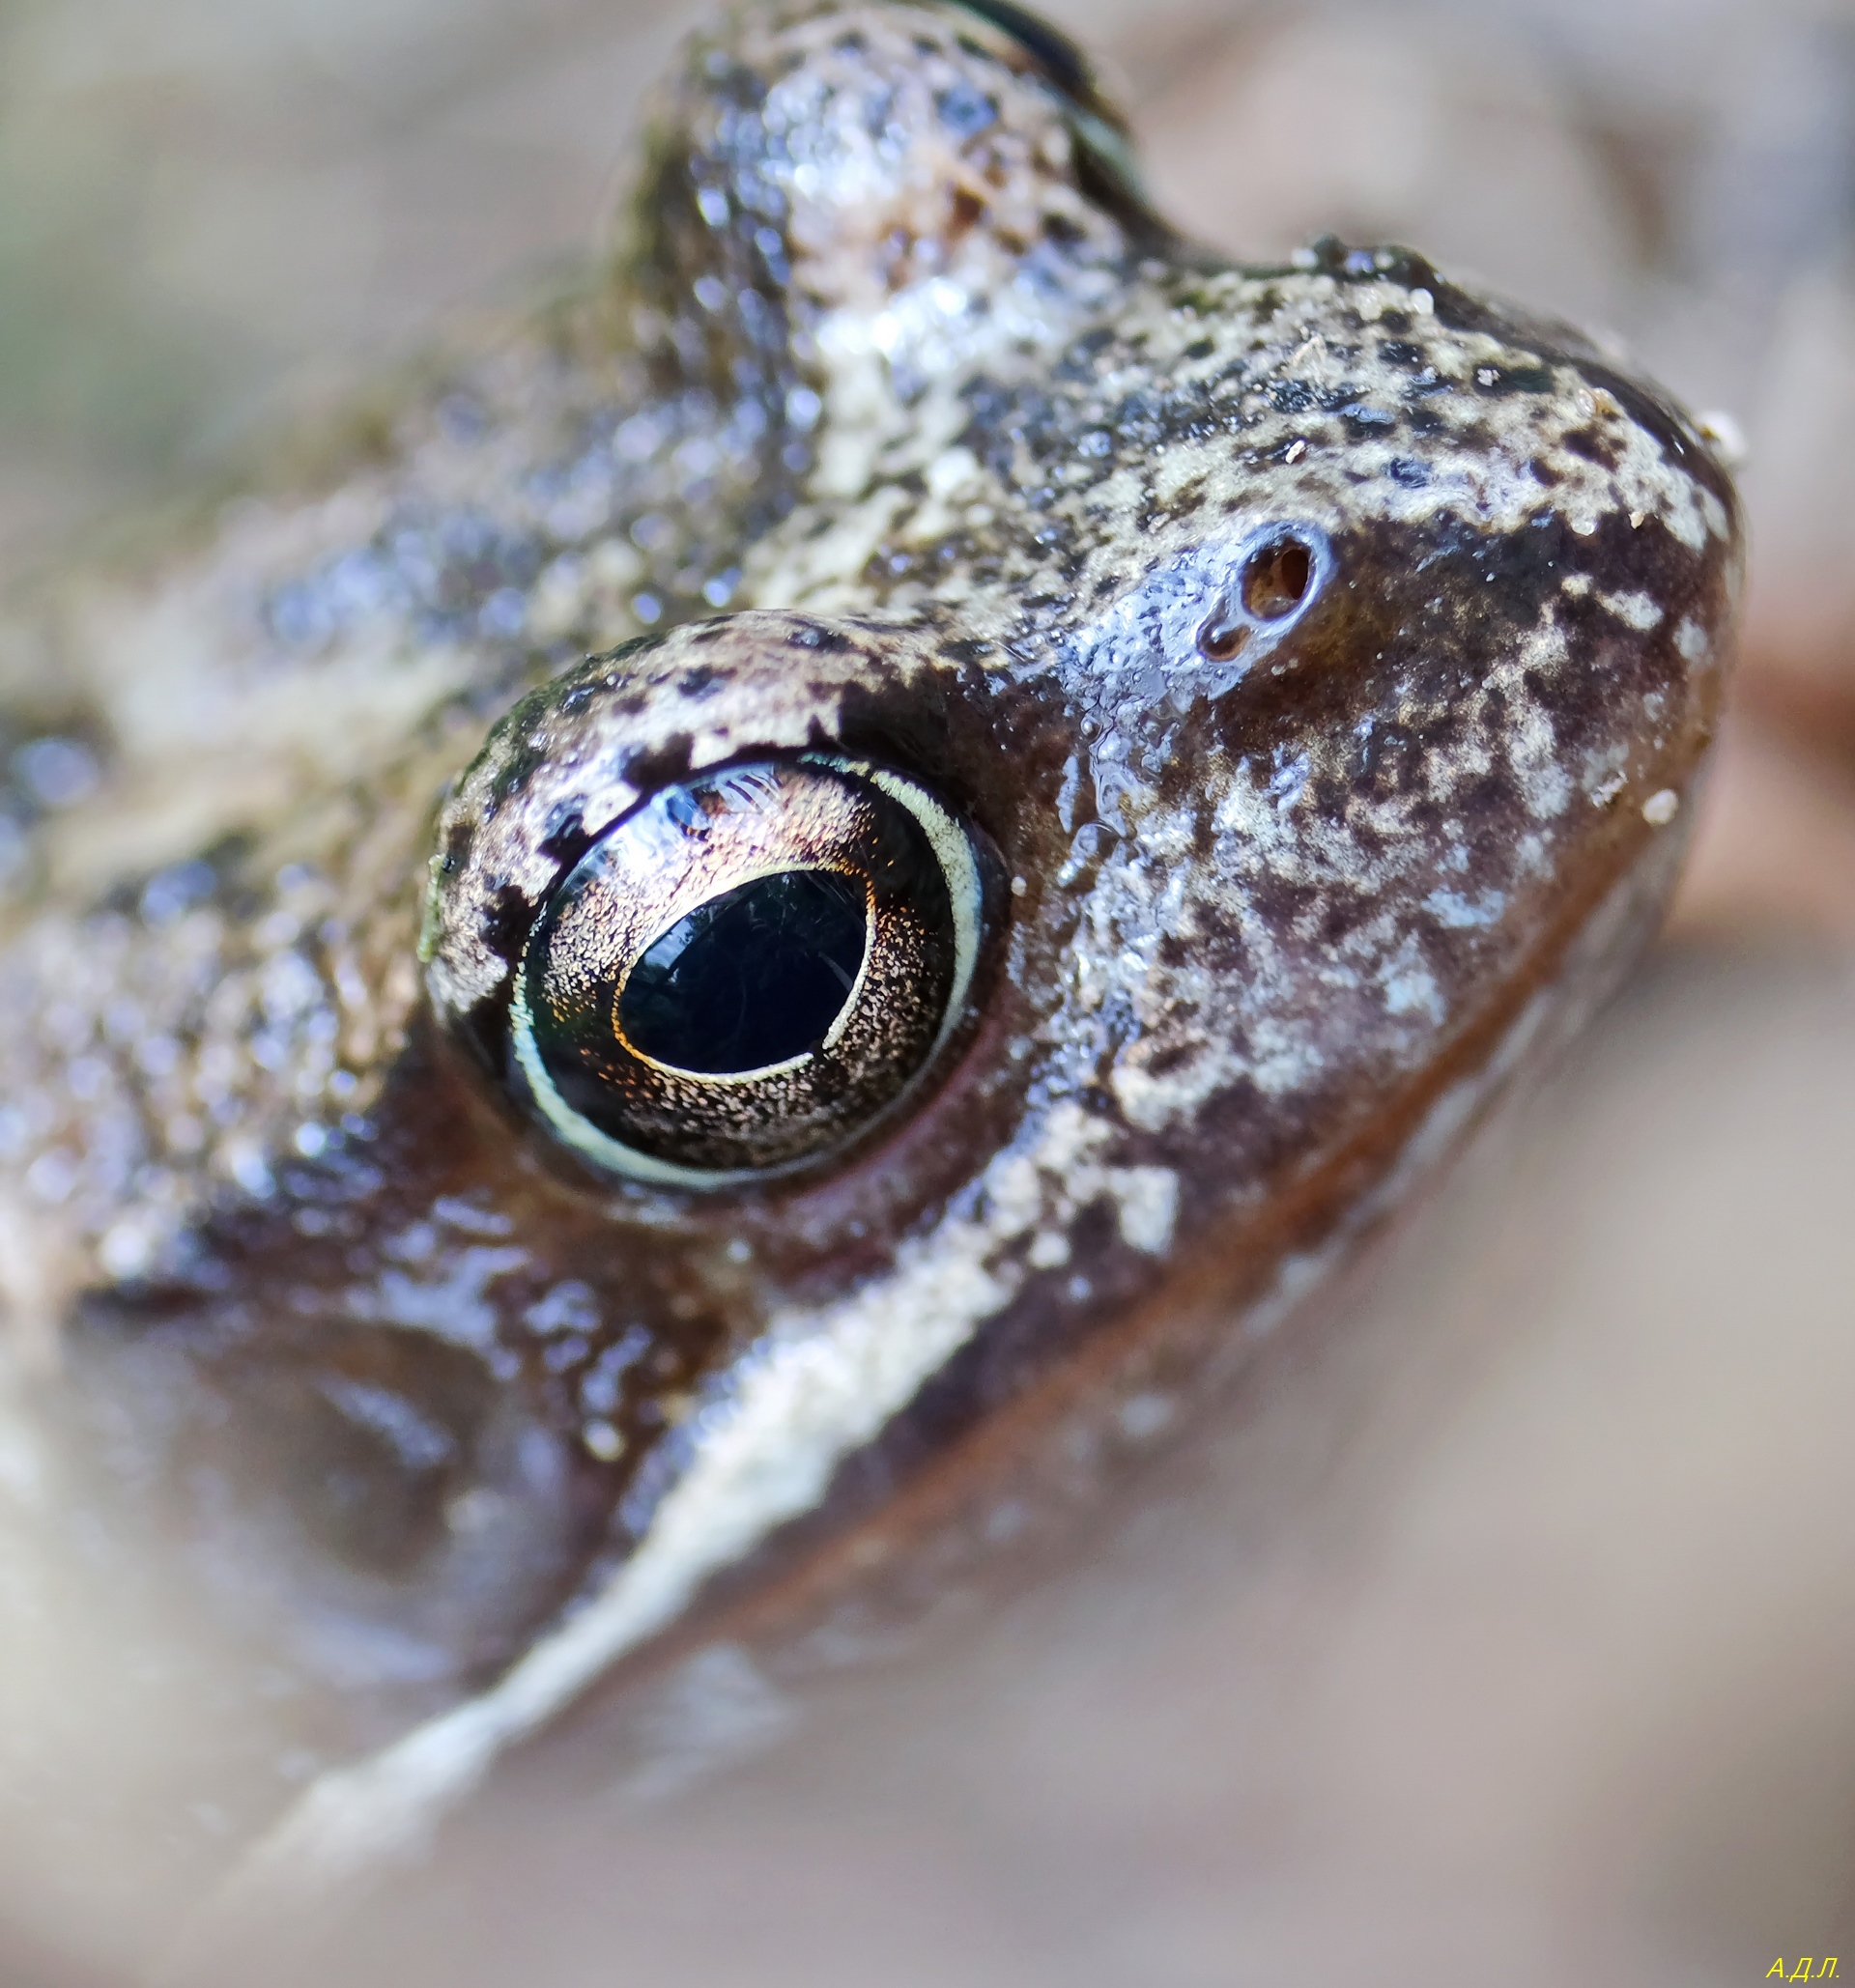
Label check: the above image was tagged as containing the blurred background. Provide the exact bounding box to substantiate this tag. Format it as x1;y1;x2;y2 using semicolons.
2;0;1854;1981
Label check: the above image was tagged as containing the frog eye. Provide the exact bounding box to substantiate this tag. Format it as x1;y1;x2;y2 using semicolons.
508;755;985;1189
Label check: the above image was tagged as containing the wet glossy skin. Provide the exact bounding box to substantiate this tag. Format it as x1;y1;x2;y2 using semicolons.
0;0;1738;1915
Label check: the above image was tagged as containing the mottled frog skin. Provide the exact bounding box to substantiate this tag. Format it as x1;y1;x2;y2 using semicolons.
0;0;1738;1903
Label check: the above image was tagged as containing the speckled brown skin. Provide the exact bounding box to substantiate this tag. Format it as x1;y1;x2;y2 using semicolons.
0;0;1737;1904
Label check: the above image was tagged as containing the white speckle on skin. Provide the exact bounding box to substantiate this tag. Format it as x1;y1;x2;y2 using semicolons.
348;1245;529;1349
1269;751;1312;813
924;446;978;500
1381;945;1443;1021
1642;787;1680;826
1507;692;1573;819
524;1280;600;1337
24;1150;77;1205
1241;1248;1332;1342
582;1420;624;1463
983;1499;1029;1544
1102;1166;1179;1255
222;1139;274;1200
432;1196;514;1237
1675;618;1710;666
1600;589;1664;631
97;1214;160;1281
1424;888;1506;928
1117;1392;1175;1441
1583;739;1630;808
446;1489;500;1535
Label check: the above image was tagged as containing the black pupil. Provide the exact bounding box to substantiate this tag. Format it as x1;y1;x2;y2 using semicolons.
618;869;868;1075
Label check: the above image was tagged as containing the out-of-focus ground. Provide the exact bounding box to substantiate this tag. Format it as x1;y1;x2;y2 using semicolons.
1;0;1853;1982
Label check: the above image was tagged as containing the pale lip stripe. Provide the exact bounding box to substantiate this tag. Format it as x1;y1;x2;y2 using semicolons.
164;1142;1034;1968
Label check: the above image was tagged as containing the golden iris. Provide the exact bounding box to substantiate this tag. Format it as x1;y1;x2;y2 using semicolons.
511;755;985;1187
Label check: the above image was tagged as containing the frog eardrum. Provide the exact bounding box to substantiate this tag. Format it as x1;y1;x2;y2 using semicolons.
511;753;986;1185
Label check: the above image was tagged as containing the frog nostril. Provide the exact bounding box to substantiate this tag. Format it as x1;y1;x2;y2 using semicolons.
1196;616;1248;664
1197;530;1321;662
1241;535;1314;620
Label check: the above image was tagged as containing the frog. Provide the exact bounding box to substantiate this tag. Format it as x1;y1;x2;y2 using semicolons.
0;0;1739;1933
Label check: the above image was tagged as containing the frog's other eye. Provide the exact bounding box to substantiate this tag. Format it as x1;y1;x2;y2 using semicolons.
950;0;1099;109
949;0;1156;232
1197;528;1326;663
510;755;985;1189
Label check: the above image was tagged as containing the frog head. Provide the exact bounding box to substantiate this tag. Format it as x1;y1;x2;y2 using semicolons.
8;3;1738;1869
